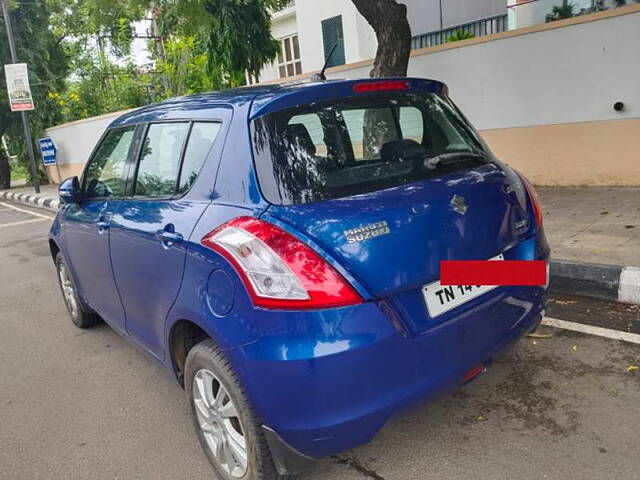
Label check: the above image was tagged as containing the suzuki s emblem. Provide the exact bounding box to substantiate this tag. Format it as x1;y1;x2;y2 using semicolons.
450;194;468;215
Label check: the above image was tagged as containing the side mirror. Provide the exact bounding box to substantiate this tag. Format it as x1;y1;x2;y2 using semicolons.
59;176;81;204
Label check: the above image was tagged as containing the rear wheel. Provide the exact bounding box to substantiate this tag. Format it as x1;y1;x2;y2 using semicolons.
55;252;100;329
185;339;287;480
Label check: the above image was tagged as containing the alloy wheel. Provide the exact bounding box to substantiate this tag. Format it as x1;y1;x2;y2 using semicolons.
58;262;79;318
192;368;248;478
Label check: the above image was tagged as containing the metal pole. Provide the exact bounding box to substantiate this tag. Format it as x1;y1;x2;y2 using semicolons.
439;0;443;30
1;0;40;193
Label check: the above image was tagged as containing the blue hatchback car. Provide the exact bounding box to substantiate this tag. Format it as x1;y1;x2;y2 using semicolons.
50;78;549;479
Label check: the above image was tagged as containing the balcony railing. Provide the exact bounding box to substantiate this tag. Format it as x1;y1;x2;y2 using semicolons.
507;0;615;30
411;14;509;50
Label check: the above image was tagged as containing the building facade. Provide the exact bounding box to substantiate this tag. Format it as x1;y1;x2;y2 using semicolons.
43;5;640;187
259;0;630;83
259;0;509;83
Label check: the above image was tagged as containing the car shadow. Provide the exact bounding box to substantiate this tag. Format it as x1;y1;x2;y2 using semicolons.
300;329;640;479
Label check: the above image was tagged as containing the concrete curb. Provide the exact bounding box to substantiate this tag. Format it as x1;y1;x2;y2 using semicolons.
550;260;640;305
1;190;638;306
0;189;59;212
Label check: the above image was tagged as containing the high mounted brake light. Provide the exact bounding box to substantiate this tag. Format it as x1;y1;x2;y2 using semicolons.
353;81;410;93
519;174;543;228
202;217;362;310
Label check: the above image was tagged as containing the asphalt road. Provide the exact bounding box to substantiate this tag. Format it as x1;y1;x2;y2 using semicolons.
1;201;639;480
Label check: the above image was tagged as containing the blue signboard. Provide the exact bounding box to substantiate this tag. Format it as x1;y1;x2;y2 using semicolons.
38;137;57;166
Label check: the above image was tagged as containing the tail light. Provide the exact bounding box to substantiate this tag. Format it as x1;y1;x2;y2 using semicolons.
201;217;362;310
519;174;543;228
353;80;409;93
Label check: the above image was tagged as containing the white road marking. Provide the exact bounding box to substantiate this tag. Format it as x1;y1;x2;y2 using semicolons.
542;316;640;345
0;201;54;220
0;218;50;229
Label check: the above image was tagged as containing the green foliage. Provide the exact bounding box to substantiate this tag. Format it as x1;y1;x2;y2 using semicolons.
51;61;152;121
586;0;608;11
576;0;608;14
0;0;291;188
546;0;640;23
9;161;29;181
51;0;288;116
545;0;577;21
154;36;222;96
155;0;288;86
0;0;69;187
446;29;475;43
49;0;148;57
576;0;640;14
202;0;281;84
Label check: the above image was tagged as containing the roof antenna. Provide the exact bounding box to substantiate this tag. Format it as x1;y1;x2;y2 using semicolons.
311;42;338;82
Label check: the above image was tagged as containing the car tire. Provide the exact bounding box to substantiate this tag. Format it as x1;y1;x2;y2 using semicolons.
185;339;288;480
55;252;100;329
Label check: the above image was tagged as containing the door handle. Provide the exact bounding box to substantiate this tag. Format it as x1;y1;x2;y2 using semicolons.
156;228;183;247
96;220;110;232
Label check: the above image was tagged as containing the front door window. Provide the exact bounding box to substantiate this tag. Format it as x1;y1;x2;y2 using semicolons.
83;127;135;199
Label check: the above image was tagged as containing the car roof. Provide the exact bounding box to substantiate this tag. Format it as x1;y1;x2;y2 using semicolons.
109;77;446;128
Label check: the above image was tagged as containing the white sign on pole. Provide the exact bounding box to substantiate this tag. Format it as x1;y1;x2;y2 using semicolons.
4;63;34;111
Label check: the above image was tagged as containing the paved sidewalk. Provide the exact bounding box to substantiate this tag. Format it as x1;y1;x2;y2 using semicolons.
538;187;639;267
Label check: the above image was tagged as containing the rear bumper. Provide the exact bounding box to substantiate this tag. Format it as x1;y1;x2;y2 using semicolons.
227;283;547;462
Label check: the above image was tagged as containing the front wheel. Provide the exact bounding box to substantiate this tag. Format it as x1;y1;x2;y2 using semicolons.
55;252;100;329
185;339;287;480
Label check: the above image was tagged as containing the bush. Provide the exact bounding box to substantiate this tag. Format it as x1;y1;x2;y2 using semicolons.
545;0;576;22
446;29;475;43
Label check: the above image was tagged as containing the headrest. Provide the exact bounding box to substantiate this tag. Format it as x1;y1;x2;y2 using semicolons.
380;139;425;162
286;123;316;157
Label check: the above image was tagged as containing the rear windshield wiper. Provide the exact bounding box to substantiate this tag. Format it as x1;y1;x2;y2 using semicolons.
423;151;487;171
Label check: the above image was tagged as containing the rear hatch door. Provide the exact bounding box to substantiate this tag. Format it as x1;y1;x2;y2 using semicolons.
264;162;531;298
251;82;534;326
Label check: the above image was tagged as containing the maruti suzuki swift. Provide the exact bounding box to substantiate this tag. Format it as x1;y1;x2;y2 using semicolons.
49;78;549;479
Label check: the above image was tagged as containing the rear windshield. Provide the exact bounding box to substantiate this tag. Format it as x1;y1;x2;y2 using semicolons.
251;92;489;205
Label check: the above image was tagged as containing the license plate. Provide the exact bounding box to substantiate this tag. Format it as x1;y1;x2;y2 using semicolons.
422;254;504;318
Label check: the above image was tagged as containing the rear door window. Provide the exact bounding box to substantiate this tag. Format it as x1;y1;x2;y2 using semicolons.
135;122;190;197
133;121;222;198
252;92;487;205
177;122;221;195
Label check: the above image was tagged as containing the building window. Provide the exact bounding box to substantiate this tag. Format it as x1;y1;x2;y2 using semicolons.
321;15;345;68
277;35;302;78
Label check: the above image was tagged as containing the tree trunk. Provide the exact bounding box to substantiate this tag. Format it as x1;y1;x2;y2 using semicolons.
351;0;412;77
